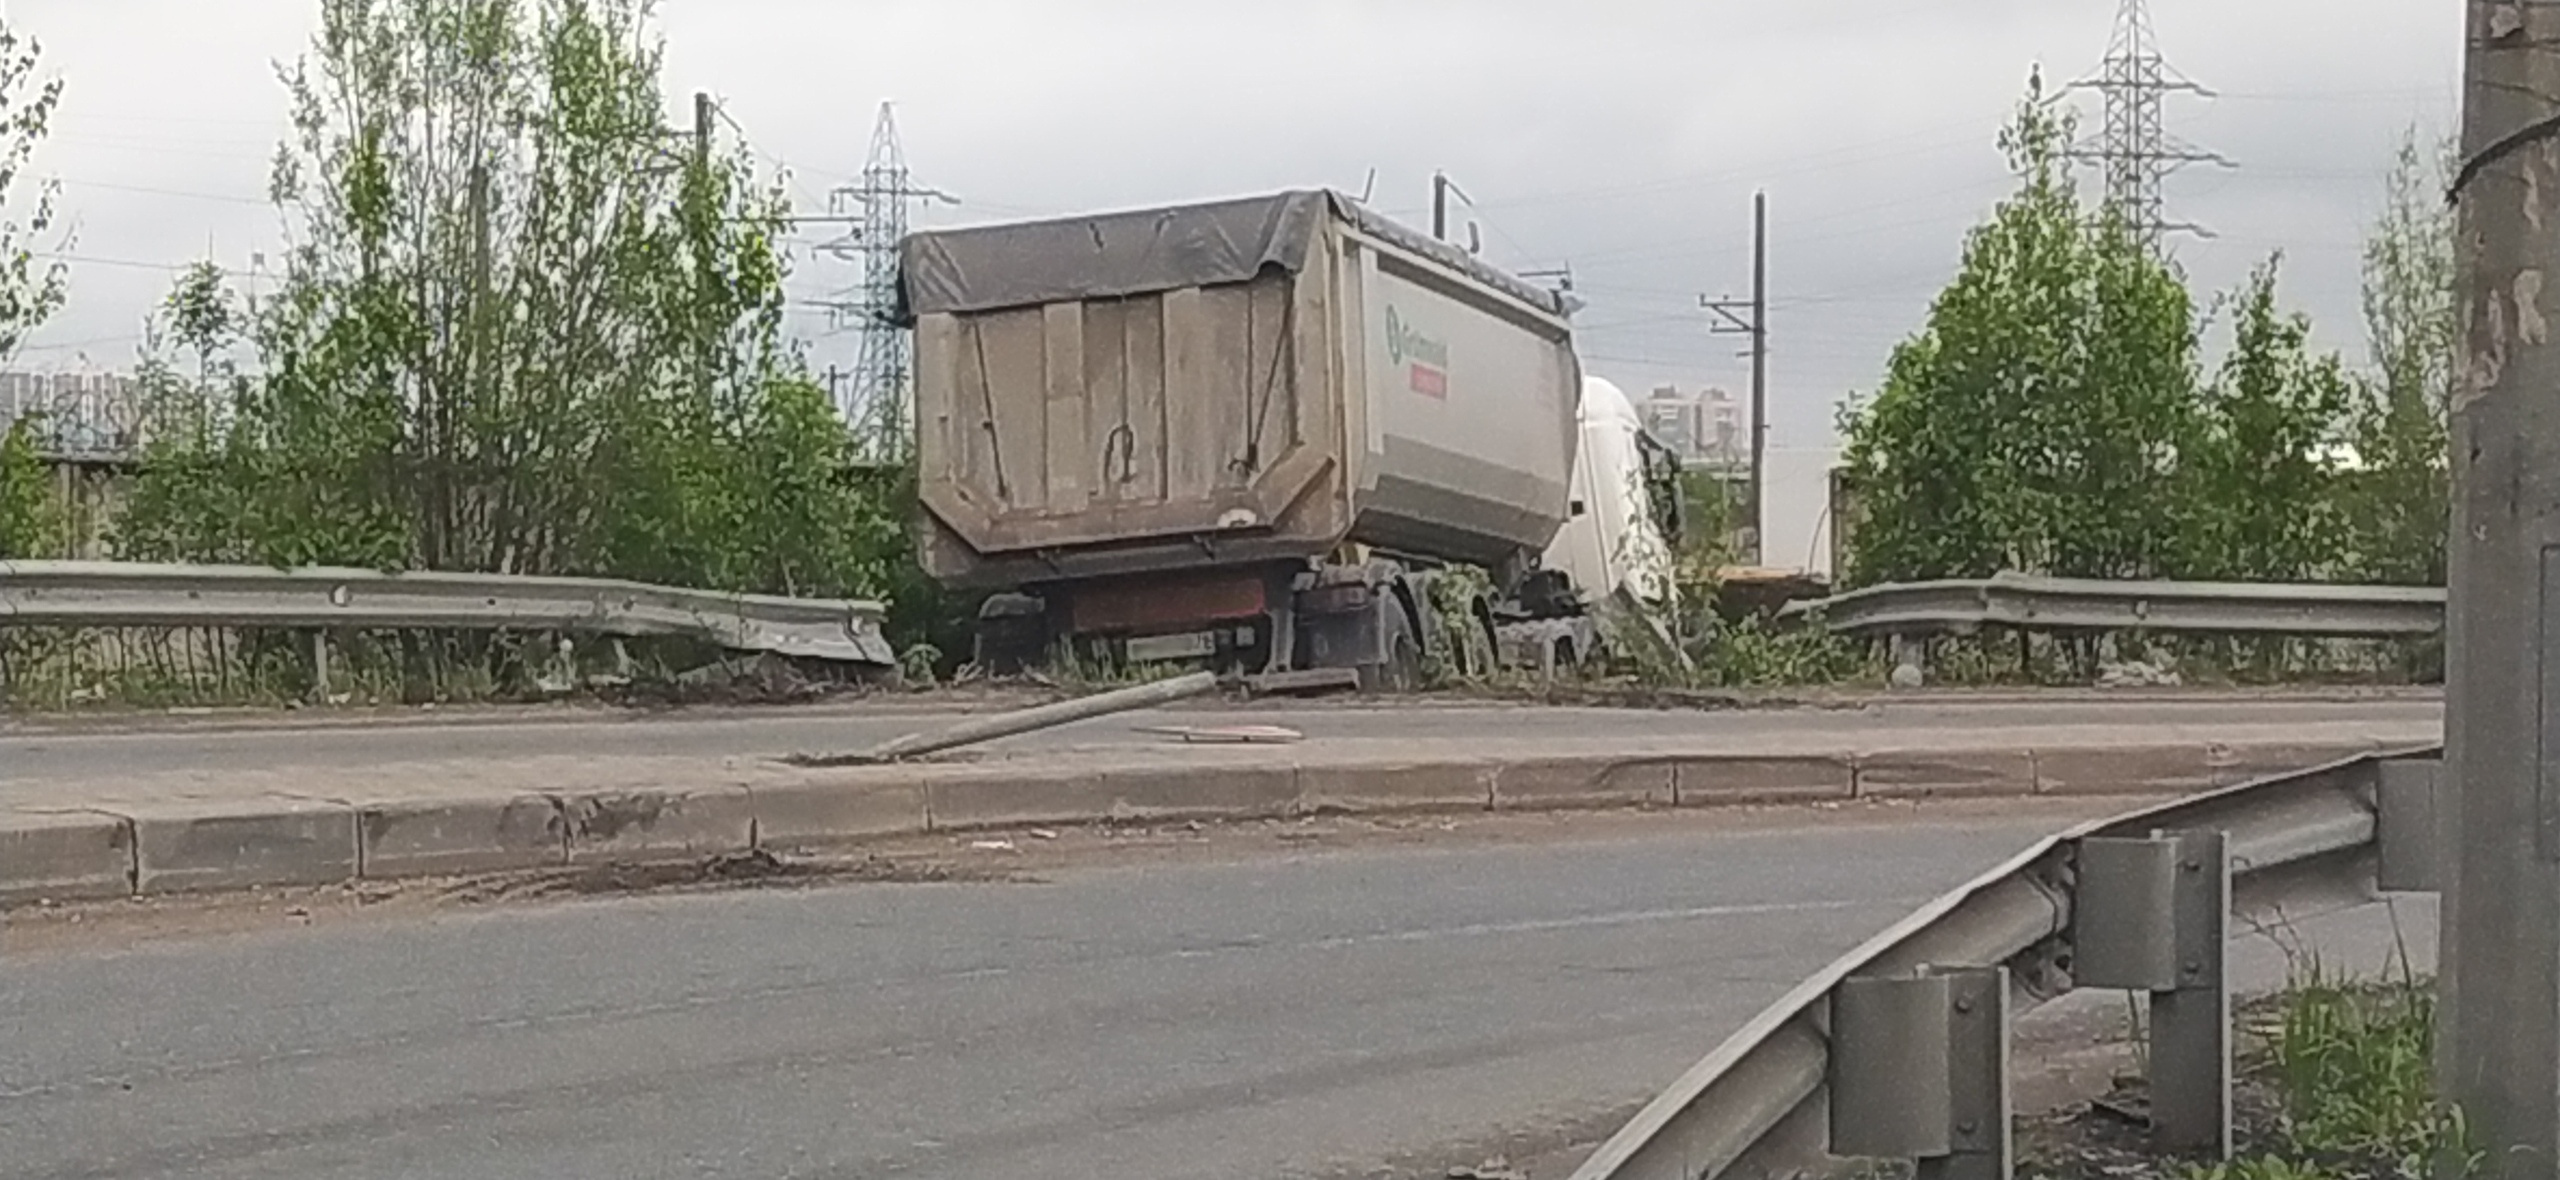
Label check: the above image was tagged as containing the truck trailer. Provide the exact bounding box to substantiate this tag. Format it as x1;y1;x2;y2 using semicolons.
897;189;1673;688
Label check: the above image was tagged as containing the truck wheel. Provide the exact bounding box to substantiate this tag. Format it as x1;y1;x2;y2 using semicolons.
1360;606;1422;694
973;631;1040;678
972;594;1048;677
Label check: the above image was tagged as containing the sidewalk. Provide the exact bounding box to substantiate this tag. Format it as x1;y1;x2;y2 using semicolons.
0;714;2440;904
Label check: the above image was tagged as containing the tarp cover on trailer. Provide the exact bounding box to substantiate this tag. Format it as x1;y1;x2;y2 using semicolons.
897;189;1568;321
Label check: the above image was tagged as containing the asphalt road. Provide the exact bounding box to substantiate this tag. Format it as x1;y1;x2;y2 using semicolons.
0;695;2443;784
0;808;2137;1180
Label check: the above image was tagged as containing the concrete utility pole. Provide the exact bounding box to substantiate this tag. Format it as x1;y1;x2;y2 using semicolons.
2445;1;2560;1172
692;91;716;405
1703;192;1769;564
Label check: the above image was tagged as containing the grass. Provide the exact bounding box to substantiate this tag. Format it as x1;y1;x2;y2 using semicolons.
2025;911;2467;1180
2180;935;2470;1180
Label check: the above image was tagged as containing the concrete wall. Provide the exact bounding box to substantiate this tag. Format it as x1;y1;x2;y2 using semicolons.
1757;446;1840;578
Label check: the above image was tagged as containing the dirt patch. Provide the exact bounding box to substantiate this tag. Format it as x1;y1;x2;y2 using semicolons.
2021;1079;2289;1180
1312;1103;1648;1179
2018;993;2334;1180
0;846;1021;956
430;847;1025;905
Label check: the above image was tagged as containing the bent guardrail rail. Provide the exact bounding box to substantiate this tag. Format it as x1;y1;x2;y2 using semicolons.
1570;744;2443;1180
1781;573;2444;641
0;560;896;666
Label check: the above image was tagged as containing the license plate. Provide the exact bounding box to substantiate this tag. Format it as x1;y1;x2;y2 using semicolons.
1125;630;1218;662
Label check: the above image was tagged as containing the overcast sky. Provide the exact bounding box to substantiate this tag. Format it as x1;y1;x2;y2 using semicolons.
7;0;2463;449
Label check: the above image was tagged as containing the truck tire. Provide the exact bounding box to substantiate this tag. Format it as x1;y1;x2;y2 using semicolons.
972;594;1048;677
1359;604;1422;694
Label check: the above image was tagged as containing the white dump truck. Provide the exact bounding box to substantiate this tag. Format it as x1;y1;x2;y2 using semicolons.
897;189;1679;688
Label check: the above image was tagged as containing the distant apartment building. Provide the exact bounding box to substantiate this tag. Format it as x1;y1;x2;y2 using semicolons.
0;371;145;456
1641;383;1745;472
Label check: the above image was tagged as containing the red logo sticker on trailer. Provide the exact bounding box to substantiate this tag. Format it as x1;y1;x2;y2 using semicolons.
1385;305;1450;401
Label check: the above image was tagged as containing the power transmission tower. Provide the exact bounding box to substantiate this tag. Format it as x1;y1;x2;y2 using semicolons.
2065;0;2231;252
820;103;953;462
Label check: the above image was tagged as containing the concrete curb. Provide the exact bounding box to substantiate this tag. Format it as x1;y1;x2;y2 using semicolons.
0;738;2393;903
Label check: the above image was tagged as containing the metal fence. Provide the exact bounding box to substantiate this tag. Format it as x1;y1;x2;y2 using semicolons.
1782;573;2445;641
1569;744;2442;1180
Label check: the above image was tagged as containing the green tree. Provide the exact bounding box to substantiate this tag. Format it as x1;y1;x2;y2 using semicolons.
2180;257;2357;582
0;18;63;362
0;18;69;561
0;416;59;558
1840;71;2197;586
2341;128;2455;586
120;0;897;601
118;262;266;564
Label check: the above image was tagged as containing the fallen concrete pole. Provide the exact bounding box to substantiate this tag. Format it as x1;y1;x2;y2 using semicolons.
856;671;1226;763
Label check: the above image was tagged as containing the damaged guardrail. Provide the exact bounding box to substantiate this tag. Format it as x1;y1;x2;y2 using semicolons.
0;559;895;667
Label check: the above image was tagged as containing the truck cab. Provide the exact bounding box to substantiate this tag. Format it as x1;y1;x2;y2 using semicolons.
1545;376;1680;610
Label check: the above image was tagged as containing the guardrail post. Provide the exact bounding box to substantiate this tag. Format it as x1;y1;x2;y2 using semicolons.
2377;756;2443;894
1830;966;2011;1180
2075;829;2231;1159
309;629;331;704
1887;632;1927;688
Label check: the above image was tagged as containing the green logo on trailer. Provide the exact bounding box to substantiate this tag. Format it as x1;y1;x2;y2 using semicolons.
1385;305;1450;398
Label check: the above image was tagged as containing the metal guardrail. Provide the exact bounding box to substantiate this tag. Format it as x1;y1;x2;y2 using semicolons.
0;560;896;666
1570;744;2444;1180
1782;573;2445;640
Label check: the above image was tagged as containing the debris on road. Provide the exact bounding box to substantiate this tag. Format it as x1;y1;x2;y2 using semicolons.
2098;659;2185;689
969;839;1019;853
1132;723;1305;745
1239;667;1362;697
426;848;1011;906
1448;1157;1526;1180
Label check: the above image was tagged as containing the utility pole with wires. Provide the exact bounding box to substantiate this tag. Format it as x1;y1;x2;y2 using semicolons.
2442;0;2560;1169
1701;191;1767;565
2063;0;2232;253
